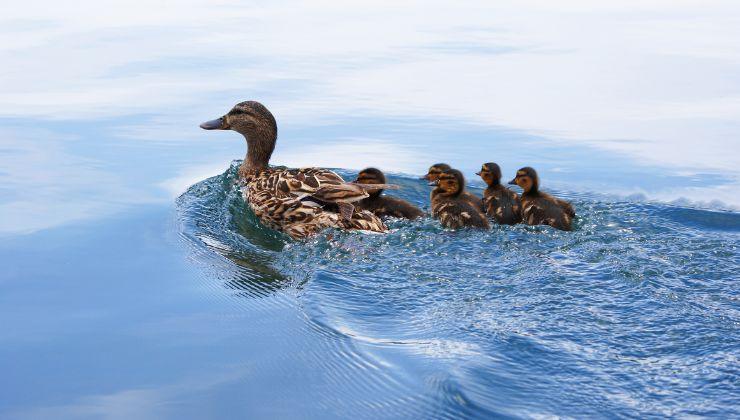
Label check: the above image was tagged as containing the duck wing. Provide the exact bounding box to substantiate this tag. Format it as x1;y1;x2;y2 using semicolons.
556;198;576;217
244;167;390;237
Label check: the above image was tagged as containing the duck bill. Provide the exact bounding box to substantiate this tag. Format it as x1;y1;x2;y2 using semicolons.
428;180;439;187
507;178;517;185
199;117;226;130
420;174;431;181
475;171;481;176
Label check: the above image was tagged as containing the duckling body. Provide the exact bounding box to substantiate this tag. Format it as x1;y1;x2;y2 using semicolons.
423;163;483;211
354;168;423;220
477;163;522;225
201;101;393;239
431;169;489;229
509;167;575;231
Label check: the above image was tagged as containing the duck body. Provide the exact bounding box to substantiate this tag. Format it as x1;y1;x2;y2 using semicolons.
354;168;424;220
432;197;490;229
483;184;522;225
242;167;387;238
509;167;575;231
431;169;490;230
519;191;574;231
201;101;390;239
356;195;424;220
423;163;483;211
477;163;522;225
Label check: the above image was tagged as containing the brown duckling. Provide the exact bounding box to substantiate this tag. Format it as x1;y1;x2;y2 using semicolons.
353;168;424;220
422;163;483;211
508;167;575;231
476;162;522;225
431;169;490;229
421;163;452;182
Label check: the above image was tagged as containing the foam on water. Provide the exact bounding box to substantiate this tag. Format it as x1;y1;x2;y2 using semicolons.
177;162;740;418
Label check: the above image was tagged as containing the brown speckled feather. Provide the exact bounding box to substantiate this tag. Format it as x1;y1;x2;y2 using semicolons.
242;167;387;239
482;185;522;225
520;193;574;231
431;194;489;229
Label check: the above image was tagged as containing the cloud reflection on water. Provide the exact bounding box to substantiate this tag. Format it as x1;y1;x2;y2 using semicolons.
1;0;739;234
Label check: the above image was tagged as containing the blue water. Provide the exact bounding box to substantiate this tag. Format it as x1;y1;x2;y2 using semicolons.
172;162;739;418
3;2;740;418
2;151;739;419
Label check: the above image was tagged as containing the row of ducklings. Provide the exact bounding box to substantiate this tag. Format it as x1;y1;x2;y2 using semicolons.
353;163;576;231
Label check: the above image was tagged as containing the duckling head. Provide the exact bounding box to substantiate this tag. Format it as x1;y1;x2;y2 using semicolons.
354;167;386;198
476;162;502;187
434;169;465;197
200;101;277;170
508;166;539;193
422;163;451;181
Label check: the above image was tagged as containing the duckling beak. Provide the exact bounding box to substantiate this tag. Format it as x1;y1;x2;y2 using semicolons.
420;174;430;181
507;178;517;185
428;180;439;186
199;117;226;130
475;171;481;176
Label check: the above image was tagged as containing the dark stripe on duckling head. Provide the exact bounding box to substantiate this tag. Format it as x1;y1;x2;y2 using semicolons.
483;162;502;184
423;163;451;181
478;162;502;186
356;167;386;198
357;167;386;184
438;169;465;196
509;166;539;193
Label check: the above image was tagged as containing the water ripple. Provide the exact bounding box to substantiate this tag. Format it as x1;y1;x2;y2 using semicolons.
176;162;740;418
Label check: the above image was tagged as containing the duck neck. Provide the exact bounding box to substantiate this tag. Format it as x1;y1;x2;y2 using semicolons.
524;185;539;196
240;129;276;174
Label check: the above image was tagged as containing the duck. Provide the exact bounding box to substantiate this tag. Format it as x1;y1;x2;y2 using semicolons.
200;101;397;239
508;167;575;231
476;162;522;225
422;163;483;211
353;168;424;220
431;169;490;229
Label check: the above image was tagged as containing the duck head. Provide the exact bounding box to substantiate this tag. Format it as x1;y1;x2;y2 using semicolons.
422;163;451;182
476;162;502;187
200;101;277;171
508;166;539;194
354;167;386;198
433;169;465;197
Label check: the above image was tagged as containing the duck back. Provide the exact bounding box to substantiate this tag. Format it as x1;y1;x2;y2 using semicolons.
521;192;574;231
483;185;522;225
432;195;490;229
243;167;387;239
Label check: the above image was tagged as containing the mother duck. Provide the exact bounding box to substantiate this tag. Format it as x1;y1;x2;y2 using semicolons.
200;101;393;239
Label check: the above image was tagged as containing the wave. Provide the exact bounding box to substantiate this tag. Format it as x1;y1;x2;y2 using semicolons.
175;162;740;418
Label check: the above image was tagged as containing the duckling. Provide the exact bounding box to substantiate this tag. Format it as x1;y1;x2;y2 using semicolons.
431;169;490;229
421;163;451;183
423;163;483;211
476;162;522;225
508;167;575;231
200;101;399;239
353;168;424;220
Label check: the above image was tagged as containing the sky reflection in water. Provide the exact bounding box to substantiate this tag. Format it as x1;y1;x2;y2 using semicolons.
2;1;740;234
1;1;740;419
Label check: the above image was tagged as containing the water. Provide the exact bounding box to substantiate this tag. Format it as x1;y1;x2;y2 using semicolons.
168;162;739;418
3;1;740;418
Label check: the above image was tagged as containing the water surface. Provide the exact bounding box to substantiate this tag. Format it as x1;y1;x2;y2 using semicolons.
2;2;740;418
